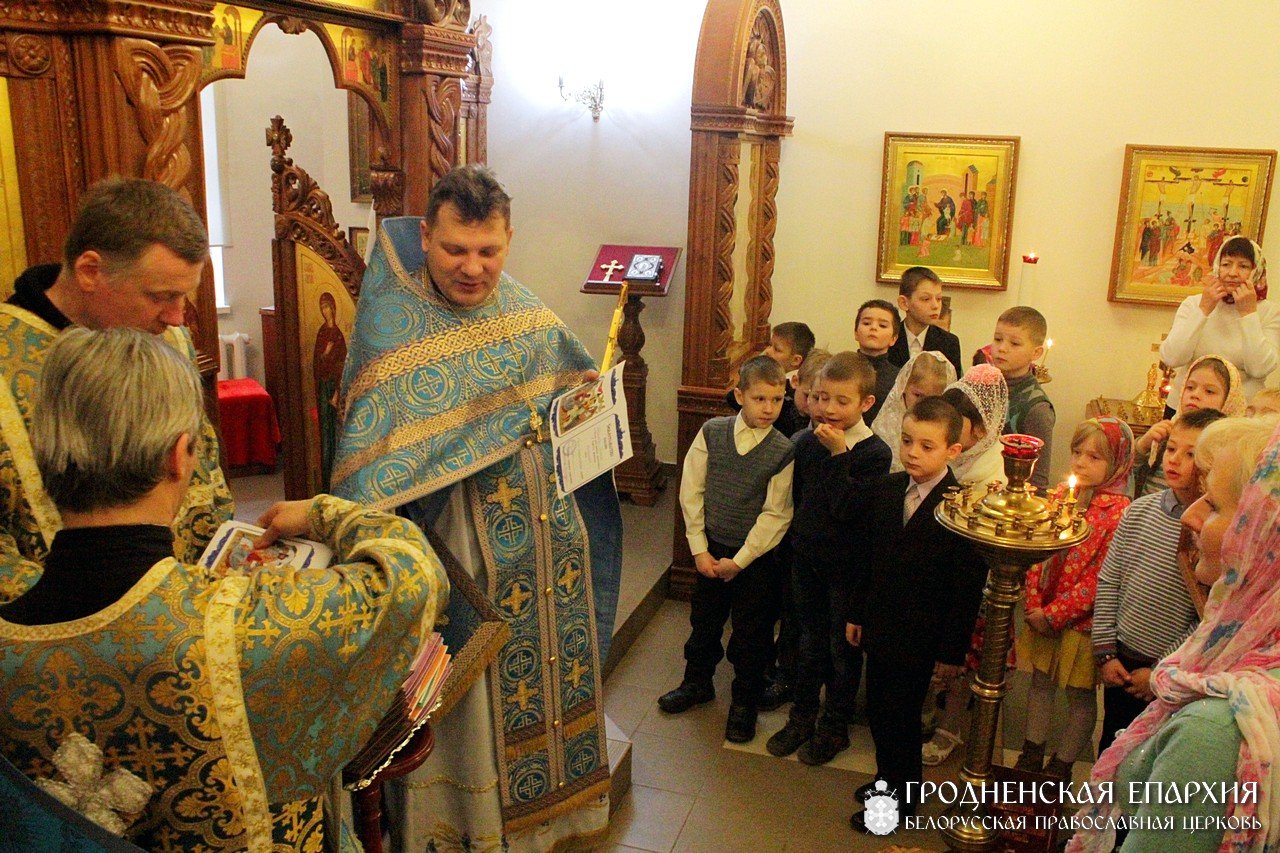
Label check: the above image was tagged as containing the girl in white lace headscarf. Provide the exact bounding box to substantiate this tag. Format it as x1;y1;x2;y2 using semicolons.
941;364;1009;486
872;351;956;472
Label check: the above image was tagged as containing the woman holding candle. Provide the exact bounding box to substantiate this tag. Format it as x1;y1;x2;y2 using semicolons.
1159;237;1280;416
1013;417;1134;780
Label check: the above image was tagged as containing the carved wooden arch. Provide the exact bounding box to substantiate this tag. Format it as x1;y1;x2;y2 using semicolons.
670;0;793;598
198;14;395;154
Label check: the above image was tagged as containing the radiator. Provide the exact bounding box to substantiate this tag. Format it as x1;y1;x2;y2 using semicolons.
218;332;250;380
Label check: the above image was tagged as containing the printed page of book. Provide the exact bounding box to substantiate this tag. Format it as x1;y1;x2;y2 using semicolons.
549;361;632;497
198;520;334;577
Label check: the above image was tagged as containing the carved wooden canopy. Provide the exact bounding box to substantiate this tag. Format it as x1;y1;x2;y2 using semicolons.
670;0;793;598
0;0;489;385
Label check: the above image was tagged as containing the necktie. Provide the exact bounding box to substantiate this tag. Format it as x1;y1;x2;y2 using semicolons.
904;485;923;524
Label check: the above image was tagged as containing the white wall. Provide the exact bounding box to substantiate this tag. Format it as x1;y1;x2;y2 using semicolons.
474;0;1280;478
476;0;704;466
210;2;1280;476
208;24;372;383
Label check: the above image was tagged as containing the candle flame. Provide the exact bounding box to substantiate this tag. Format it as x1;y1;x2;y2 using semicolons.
1068;474;1077;488
1046;338;1054;349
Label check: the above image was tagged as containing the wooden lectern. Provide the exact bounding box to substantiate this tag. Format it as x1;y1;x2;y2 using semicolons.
582;245;681;505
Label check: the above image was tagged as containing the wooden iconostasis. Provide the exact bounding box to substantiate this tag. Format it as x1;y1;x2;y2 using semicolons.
0;0;490;417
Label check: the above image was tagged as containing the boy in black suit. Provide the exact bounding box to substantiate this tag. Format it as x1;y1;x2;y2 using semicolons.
845;396;986;832
887;266;963;378
765;351;891;765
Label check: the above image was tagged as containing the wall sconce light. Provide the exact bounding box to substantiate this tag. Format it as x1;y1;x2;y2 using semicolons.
558;76;604;121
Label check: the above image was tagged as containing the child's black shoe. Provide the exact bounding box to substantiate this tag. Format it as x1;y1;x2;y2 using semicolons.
656;681;714;714
765;719;813;756
724;704;757;743
797;730;849;765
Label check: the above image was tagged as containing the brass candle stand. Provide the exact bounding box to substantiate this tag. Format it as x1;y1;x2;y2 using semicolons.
934;434;1091;852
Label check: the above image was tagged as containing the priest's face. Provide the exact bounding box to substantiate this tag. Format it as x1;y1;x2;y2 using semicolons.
78;244;202;334
421;202;512;309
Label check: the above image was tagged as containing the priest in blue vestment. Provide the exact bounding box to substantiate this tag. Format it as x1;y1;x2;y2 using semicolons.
332;165;623;851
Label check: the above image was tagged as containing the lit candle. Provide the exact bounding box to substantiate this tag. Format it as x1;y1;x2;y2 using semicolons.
1018;251;1040;303
1042;337;1054;368
1066;473;1077;502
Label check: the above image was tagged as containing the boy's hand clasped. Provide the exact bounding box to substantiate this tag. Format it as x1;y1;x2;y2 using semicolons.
814;423;847;455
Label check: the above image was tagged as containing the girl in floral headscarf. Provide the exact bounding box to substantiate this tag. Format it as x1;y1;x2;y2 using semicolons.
1133;354;1246;496
1069;416;1280;853
1013;417;1135;780
1160;236;1280;409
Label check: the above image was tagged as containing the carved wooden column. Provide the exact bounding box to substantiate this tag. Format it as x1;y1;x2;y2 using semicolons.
399;2;474;217
670;0;792;599
370;158;406;224
459;14;491;166
0;3;221;396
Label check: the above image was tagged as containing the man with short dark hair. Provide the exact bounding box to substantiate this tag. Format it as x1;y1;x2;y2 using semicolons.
0;177;233;605
333;164;623;849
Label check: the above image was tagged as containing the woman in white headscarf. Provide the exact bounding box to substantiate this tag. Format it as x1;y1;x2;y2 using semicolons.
871;351;956;472
1160;236;1280;412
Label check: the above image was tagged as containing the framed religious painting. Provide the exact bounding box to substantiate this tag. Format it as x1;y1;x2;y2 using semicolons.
1108;145;1276;306
348;226;370;258
348;91;373;203
876;133;1020;290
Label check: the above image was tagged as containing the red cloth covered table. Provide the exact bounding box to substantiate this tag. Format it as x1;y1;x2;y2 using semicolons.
216;378;282;468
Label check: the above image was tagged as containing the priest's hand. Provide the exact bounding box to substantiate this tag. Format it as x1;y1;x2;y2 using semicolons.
254;499;314;547
583;369;600;383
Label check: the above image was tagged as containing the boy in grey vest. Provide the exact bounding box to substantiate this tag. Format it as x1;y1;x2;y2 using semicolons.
658;356;796;743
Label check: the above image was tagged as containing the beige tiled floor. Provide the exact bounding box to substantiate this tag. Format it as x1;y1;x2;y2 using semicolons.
603;599;958;852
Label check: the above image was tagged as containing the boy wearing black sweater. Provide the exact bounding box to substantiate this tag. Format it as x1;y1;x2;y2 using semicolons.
765;351;892;765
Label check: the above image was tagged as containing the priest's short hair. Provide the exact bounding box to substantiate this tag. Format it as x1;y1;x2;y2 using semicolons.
31;327;203;513
63;177;209;274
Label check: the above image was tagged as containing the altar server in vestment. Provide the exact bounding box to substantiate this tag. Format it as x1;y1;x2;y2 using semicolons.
0;327;448;851
0;177;233;605
333;165;623;851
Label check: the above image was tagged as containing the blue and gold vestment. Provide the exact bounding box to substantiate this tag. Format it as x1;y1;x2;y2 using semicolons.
0;497;448;851
332;219;622;849
0;305;234;604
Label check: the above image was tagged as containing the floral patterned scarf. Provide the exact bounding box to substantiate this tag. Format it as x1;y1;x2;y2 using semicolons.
1069;419;1280;853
